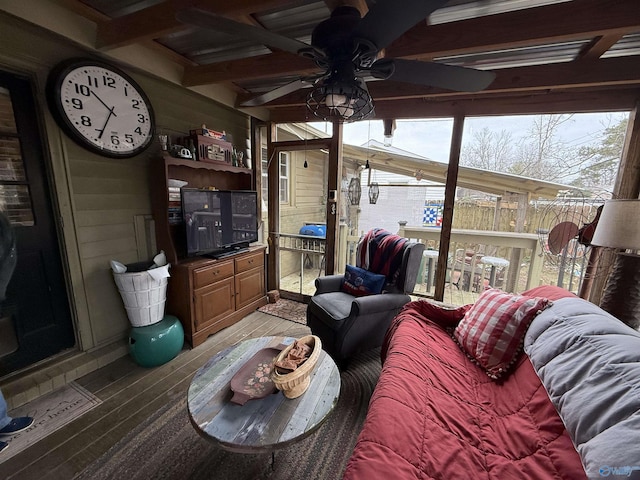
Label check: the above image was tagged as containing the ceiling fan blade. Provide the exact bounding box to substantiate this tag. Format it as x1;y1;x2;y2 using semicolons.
354;0;448;51
378;58;496;92
240;78;314;107
176;8;312;56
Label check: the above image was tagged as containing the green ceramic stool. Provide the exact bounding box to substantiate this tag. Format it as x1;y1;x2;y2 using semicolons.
129;315;184;367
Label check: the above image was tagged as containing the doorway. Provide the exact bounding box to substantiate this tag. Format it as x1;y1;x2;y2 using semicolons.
0;70;75;376
276;148;328;299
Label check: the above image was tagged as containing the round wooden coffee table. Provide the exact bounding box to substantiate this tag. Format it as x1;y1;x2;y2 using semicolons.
187;336;340;454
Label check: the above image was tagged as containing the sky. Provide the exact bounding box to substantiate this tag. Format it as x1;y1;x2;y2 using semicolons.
311;111;629;163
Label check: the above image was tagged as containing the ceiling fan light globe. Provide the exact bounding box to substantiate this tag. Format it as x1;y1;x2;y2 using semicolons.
336;105;354;118
326;93;348;108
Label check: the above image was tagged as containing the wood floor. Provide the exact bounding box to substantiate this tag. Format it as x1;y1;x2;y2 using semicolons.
1;311;311;480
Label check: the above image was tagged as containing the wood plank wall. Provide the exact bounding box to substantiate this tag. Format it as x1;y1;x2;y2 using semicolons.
0;17;249;351
72;74;249;348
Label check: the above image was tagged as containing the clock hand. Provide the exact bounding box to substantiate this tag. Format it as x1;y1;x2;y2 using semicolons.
96;109;115;139
91;90;118;139
91;90;118;117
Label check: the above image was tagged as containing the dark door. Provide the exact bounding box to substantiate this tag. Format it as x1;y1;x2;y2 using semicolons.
0;70;75;376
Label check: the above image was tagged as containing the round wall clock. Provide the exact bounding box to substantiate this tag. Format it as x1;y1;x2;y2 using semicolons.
46;58;155;158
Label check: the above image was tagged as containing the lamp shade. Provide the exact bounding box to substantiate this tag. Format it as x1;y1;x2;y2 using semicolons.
591;199;640;250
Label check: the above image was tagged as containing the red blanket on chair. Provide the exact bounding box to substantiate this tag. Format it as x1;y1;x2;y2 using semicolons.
343;298;586;480
356;228;408;281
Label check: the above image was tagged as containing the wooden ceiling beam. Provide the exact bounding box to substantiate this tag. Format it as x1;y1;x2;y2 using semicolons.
185;0;639;86
96;0;194;49
323;0;368;16
57;0;110;22
577;34;624;61
182;51;319;86
267;88;640;122
96;0;302;49
244;56;640;107
386;0;640;60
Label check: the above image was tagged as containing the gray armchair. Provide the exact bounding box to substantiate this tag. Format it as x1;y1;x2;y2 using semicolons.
307;237;425;365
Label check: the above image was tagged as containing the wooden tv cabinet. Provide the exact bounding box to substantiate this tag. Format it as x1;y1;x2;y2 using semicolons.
150;154;266;347
166;246;267;347
150;154;254;265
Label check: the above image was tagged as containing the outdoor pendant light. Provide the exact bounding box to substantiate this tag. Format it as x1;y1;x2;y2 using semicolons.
348;177;361;205
368;182;380;204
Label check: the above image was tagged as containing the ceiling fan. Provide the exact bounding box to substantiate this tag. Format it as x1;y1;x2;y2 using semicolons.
176;0;496;122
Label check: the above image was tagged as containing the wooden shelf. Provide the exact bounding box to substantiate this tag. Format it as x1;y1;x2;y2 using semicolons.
163;155;251;175
150;153;266;347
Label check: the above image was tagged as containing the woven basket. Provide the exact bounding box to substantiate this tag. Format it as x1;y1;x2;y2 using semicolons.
271;335;322;399
113;271;168;327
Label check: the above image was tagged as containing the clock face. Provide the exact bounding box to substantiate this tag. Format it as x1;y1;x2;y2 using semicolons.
47;59;155;158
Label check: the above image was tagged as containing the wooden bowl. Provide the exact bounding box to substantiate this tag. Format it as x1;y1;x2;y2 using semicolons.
271;335;322;399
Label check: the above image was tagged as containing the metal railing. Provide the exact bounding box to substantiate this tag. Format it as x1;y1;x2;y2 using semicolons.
277;232;326;254
276;232;326;294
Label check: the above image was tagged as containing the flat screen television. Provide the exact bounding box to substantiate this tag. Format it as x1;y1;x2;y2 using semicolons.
181;188;258;258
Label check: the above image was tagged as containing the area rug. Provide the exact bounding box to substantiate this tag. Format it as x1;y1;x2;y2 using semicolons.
0;382;101;463
76;348;382;480
258;298;307;325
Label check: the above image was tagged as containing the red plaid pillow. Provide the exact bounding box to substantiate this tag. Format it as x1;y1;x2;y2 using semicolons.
453;288;551;380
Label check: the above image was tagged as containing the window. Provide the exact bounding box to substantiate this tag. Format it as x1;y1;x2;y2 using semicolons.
260;148;290;204
0;85;34;226
279;151;289;203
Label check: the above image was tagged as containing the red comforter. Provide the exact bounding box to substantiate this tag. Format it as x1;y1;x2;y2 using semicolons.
343;297;586;479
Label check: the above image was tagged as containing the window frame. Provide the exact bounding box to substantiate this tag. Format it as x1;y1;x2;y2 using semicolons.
279;151;290;204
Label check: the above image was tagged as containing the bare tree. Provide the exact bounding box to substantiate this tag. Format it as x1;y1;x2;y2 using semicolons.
509;114;580;182
460;127;513;171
